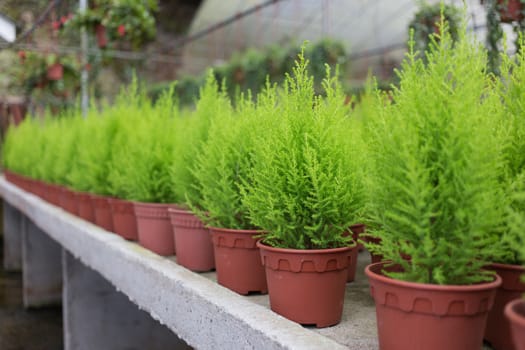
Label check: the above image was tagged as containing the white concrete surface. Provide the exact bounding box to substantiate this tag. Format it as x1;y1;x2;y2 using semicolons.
0;177;355;350
3;202;22;271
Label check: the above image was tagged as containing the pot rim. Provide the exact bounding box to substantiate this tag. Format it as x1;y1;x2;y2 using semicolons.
366;261;502;291
208;226;264;235
487;262;525;272
132;201;175;209
505;298;525;328
256;240;355;254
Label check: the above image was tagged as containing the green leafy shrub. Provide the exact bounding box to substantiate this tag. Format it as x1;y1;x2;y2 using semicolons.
171;72;231;207
491;40;525;265
192;87;275;229
148;39;349;106
107;83;178;203
241;54;364;249
52;115;81;187
364;24;507;285
3;117;45;178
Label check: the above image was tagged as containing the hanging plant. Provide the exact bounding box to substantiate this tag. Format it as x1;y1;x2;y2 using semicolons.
408;3;461;55
63;0;158;49
484;0;525;74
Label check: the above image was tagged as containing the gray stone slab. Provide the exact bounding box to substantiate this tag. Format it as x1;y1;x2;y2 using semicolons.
3;201;23;271
63;250;191;350
22;218;62;308
0;177;370;349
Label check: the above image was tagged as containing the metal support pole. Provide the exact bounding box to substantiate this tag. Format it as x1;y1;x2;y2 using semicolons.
80;0;88;117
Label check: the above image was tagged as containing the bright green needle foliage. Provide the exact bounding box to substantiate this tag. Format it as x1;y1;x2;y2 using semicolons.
67;107;117;194
171;71;232;206
3;116;45;179
192;87;275;229
241;52;364;249
506;172;525;267
365;22;507;285
494;39;525;265
108;83;179;203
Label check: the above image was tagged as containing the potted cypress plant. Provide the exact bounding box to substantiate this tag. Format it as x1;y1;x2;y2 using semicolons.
109;86;178;256
363;20;504;350
106;84;149;241
168;73;226;272
68;114;102;224
504;172;525;350
191;90;271;292
483;42;525;350
241;53;363;327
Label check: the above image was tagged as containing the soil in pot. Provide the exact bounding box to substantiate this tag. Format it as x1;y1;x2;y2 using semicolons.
366;262;502;350
257;241;353;328
109;198;138;241
505;298;525;350
484;263;525;350
133;202;175;256
209;227;267;295
168;208;214;272
75;191;96;223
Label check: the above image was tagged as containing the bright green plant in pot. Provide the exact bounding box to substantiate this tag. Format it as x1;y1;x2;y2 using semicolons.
489;40;525;265
171;72;232;208
108;83;178;203
241;53;364;249
192;86;277;229
364;20;507;285
3;116;44;179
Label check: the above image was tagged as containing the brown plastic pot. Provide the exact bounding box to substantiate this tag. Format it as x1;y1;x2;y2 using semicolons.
257;241;353;327
168;208;214;272
484;263;525;350
30;178;46;199
58;186;78;215
91;194;114;232
209;227;267;295
109;198;138;241
45;183;62;206
133;202;175;256
505;298;525;350
366;262;501;350
47;63;63;80
95;24;108;48
76;191;96;223
362;235;383;263
350;223;366;251
4;170;16;185
345;223;365;283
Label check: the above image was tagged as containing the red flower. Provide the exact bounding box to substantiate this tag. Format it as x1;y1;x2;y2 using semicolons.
117;24;126;37
60;16;68;24
52;21;61;30
18;51;26;60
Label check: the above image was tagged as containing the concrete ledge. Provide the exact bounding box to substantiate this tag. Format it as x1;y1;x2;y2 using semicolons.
0;177;378;350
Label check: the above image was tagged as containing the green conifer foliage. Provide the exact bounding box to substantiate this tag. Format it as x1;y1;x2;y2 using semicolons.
241;53;364;249
365;23;506;285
